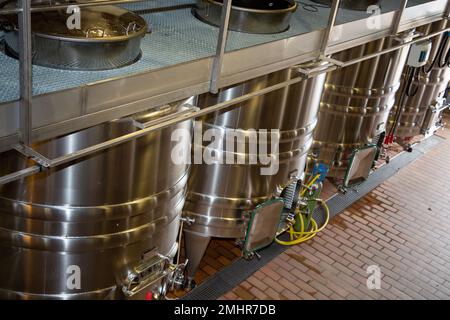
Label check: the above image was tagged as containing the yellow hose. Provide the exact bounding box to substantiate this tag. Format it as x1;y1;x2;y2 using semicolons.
300;174;321;197
275;199;330;246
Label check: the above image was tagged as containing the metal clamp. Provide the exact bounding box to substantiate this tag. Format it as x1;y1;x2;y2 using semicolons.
85;27;106;38
13;143;51;168
122;245;189;299
296;58;341;79
180;216;195;226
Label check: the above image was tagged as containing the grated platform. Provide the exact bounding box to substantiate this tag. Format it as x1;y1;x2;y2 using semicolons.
0;0;427;104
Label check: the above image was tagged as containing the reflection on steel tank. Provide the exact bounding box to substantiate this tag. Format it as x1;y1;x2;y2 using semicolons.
0;99;194;299
312;32;414;179
183;65;326;280
388;20;450;143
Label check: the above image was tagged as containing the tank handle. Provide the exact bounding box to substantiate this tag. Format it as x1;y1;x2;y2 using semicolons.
122;243;188;299
122;249;172;299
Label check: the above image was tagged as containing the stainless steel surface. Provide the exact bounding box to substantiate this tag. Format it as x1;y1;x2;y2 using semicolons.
185;67;325;239
392;0;409;35
389;20;450;140
183;65;326;277
18;0;32;145
0;74;321;185
184;232;211;281
6;20;445;185
2;5;147;70
210;0;232;93
422;99;449;136
320;0;340;57
311;0;379;11
0;100;192;299
312;33;413;178
193;0;297;34
1;1;447;153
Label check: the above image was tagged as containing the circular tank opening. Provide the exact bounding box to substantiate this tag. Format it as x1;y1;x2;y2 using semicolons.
214;0;295;10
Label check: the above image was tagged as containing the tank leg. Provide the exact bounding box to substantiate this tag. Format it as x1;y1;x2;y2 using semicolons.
184;231;211;285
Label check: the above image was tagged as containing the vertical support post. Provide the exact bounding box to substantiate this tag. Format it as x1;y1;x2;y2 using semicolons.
210;0;232;94
392;0;408;35
445;0;450;18
319;0;340;58
18;0;32;146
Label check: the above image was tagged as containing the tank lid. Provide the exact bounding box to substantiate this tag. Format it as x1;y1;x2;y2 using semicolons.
2;3;148;42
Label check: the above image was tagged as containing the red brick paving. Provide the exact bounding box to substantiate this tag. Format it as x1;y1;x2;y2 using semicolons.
219;120;450;300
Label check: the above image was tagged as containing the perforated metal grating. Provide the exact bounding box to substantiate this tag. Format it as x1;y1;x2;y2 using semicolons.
0;0;423;104
182;135;444;300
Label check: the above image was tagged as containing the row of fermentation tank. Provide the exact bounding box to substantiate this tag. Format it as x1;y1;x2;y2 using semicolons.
0;1;449;299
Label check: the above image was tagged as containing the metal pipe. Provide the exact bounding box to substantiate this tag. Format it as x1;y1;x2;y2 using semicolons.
0;73;309;184
18;0;32;146
445;0;450;18
320;0;340;57
340;27;450;67
392;0;408;35
2;25;450;184
48;75;309;168
0;166;41;185
210;0;232;94
3;19;450;184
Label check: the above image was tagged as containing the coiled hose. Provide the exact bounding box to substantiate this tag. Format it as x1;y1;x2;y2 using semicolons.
275;199;330;246
275;174;330;246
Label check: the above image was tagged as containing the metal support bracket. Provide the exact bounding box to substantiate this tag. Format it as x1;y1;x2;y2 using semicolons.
296;60;339;79
392;30;422;44
210;0;232;94
14;144;51;168
18;0;32;146
392;0;409;35
445;0;450;18
296;56;345;79
319;0;340;59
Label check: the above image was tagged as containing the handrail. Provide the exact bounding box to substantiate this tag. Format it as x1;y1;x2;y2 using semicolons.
2;0;450;185
2;21;450;185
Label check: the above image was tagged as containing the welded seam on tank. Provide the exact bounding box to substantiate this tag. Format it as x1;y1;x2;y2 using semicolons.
181;135;445;300
0;285;117;299
0;170;190;219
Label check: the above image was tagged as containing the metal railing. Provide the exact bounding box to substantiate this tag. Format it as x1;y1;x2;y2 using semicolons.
1;0;450;185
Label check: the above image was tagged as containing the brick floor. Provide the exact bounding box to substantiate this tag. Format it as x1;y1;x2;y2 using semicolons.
220;119;450;300
170;239;241;298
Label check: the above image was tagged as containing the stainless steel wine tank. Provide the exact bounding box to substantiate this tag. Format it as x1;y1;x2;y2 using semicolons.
183;66;326;279
389;20;450;141
312;33;413;178
0;100;193;299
